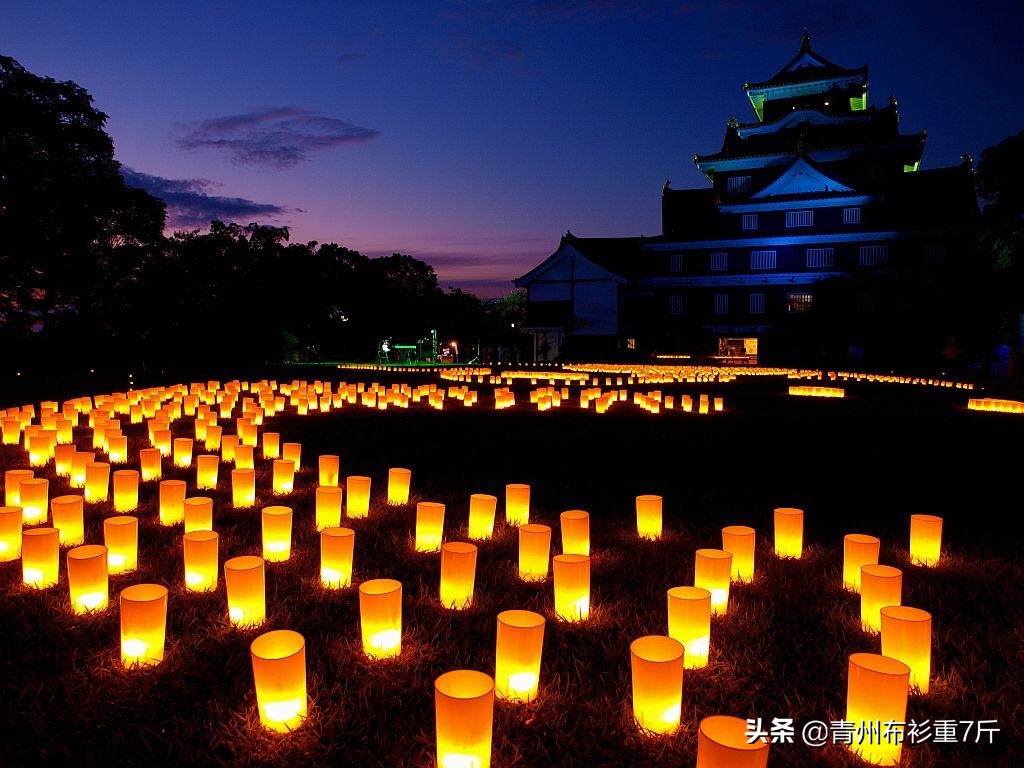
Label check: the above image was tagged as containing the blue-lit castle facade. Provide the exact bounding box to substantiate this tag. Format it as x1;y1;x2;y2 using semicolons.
515;34;976;364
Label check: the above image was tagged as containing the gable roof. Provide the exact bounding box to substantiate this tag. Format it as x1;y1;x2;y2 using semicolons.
746;33;867;91
751;155;854;198
514;234;642;286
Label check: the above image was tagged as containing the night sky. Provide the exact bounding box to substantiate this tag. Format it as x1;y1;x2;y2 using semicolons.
3;1;1022;296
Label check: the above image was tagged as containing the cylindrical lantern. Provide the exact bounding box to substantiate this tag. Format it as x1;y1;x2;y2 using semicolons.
319;454;340;487
721;525;756;582
636;495;663;540
843;534;881;592
467;493;498;540
315;486;343;531
346;475;371;518
235;444;255;470
183;496;214;533
560;510;590;556
250;629;307;732
860;564;903;633
112;470;139;513
71;452;94;487
107;434;128;464
139;447;162;482
232;468;256;509
0;506;23;561
196;454;219;490
552;554;590;621
104;515;139;574
909;514;943;567
183;530;219;591
505;483;530;526
667;586;712;669
320;527;355;588
173;437;193;468
359;578;402;659
415;501;445;553
880;606;932;694
67;544;109;613
282;442;301;469
495;610;545;703
159;479;186;525
120;584;169;668
54;443;76;476
153;429;172;456
205;424;223;451
221;434;238;464
262;431;281;459
435;670;494;768
224;555;266;628
262;506;293;562
5;469;34;505
518;524;551;582
271;460;295;496
630;635;684;734
22;527;59;588
387;467;411;505
19;478;49;524
440;542;478;609
773;507;804;558
694;549;733;616
697;715;770;768
845;653;910;766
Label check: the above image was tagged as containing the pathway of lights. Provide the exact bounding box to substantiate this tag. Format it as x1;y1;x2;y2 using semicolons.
0;368;989;766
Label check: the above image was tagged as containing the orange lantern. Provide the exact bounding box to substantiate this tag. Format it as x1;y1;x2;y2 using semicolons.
694;548;733;616
435;670;494;768
359;578;402;658
843;534;881;593
559;510;590;556
262;506;293;562
630;635;684;734
880;606;932;694
636;495;663;540
235;444;255;470
845;653;910;765
67;544;109;613
22;527;59;588
696;715;770;768
205;424;223;451
104;515;139;574
505;483;530;526
440;542;478;609
518;524;551;582
272;460;295;495
221;434;238;463
139;447;162;482
721;525;755;582
552;554;590;621
0;506;23;561
54;443;76;477
667;586;711;669
120;584;169;668
224;555;266;628
107;434;128;464
320;527;355;588
183;496;214;533
196;454;219;490
250;629;307;732
387;467;412;505
262;431;281;459
346;475;371;518
51;495;85;546
183;530;219;591
282;442;301;469
232;468;256;509
494;610;545;703
19;478;49;524
860;564;903;633
315;486;343;531
468;493;497;540
773;507;804;558
415;501;445;553
70;452;94;488
318;454;340;487
85;462;110;503
112;470;139;513
4;468;34;506
909;514;943;567
159;479;186;525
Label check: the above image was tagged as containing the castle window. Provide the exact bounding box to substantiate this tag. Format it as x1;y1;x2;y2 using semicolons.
709;252;728;271
727;175;752;194
668;294;684;316
785;210;814;228
714;293;729;315
750;250;777;270
843;207;861;224
626;337;637;350
806;247;835;268
923;244;946;265
669;253;683;273
741;214;758;231
858;245;889;267
787;293;814;313
749;293;765;314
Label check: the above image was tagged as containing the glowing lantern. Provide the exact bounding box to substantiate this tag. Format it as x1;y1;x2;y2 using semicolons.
1;418;21;445
224;555;266;627
387;467;412;505
440;542;478;609
721;525;755;582
860;564;903;633
636;495;663;540
54;443;76;476
272;460;295;495
909;514;943;567
139;448;162;482
262;432;280;459
85;462;110;503
845;653;910;766
69;452;92;488
112;470;139;513
250;629;307;732
694;549;733;615
468;493;498;540
183;496;214;533
319;455;340;487
518;524;551;582
107;434;128;464
505;483;530;526
315;486;343;531
51;495;85;546
843;534;881;592
159;479;186;525
19;478;49;524
696;715;770;768
0;506;23;561
4;469;33;506
235;445;255;470
67;545;109;613
153;429;172;456
630;635;684;734
880;606;932;694
282;442;301;469
434;670;494;768
415;501;445;552
773;507;804;558
232;468;256;509
196;454;219;490
359;578;402;659
262;506;293;562
667;586;711;669
560;510;590;556
183;530;219;591
104;515;139;574
120;584;169;668
552;554;590;621
346;475;371;518
221;434;238;463
494;610;545;703
320;527;355;588
205;424;223;451
22;527;59;588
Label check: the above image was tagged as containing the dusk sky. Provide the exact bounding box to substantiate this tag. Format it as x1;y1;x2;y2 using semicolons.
3;1;1023;296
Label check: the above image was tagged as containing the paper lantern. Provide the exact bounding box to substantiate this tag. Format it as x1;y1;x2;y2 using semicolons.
282;442;301;469
235;444;255;470
346;475;371;518
22;527;59;588
224;555;266;628
107;434;128;464
773;507;804;558
697;715;770;768
440;542;478;609
1;418;21;445
315;486;343;531
415;501;445;552
50;495;85;546
843;534;881;592
196;454;219;490
909;514;943;567
694;549;733;616
120;584;169;668
552;554;590;621
139;448;162;482
319;455;340;487
495;610;545;703
19;478;49;524
262;431;281;459
250;629;307;732
845;653;910;766
112;470;139;513
183;530;219;591
435;670;494;768
359;578;402;658
386;467;412;505
221;434;238;463
54;443;76;476
881;606;932;694
560;510;590;556
205;424;223;451
468;493;498;540
232;468;256;509
153;428;172;457
721;525;755;582
505;483;530;526
630;635;684;734
262;506;293;562
0;506;23;561
182;496;213;533
320;527;355;588
159;479;186;525
85;462;110;503
860;564;903;633
636;495;663;540
272;460;295;495
4;469;34;506
667;586;711;669
69;452;91;488
67;545;109;614
104;515;139;574
518;524;551;582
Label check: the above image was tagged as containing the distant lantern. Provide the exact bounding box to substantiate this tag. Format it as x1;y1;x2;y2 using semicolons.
0;506;23;561
415;501;446;553
552;554;590;621
696;715;770;768
250;629;307;733
104;515;139;574
262;432;281;460
667;586;712;669
773;507;804;558
636;495;663;540
183;530;219;591
494;610;546;703
721;525;756;582
235;444;255;470
282;442;301;469
560;510;590;556
159;479;187;525
434;670;495;768
845;653;910;766
139;447;162;482
232;468;256;509
505;483;531;526
320;527;355;588
183;496;214;533
85;461;111;502
19;478;49;524
196;454;219;490
4;469;34;506
440;542;478;609
860;564;903;633
359;578;403;659
272;460;295;496
518;524;551;582
224;555;266;628
319;455;340;487
630;635;685;734
22;527;59;588
66;544;109;614
909;514;943;567
112;470;140;513
120;584;169;668
51;495;85;546
315;486;343;531
467;493;498;540
694;549;733;616
387;467;412;505
843;534;881;592
880;606;932;694
346;475;371;518
262;506;293;562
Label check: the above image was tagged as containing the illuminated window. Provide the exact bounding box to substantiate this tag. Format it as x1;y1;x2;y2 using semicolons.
843;207;861;224
749;293;765;314
785;210;814;228
787;293;814;313
750;250;777;270
626;337;637;350
668;294;684;316
849;94;867;111
727;176;752;194
806;247;834;268
741;214;758;231
713;293;729;315
858;245;889;266
669;254;683;273
709;252;728;271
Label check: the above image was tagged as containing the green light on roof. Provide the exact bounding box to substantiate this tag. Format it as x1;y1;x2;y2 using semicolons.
903;161;920;173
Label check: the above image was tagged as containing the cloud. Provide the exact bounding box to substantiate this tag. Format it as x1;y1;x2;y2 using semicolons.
176;107;380;169
122;168;289;229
